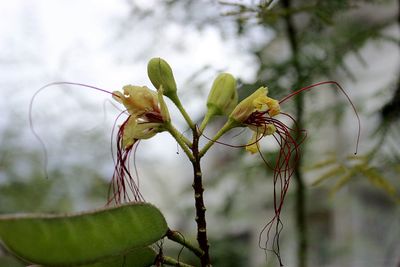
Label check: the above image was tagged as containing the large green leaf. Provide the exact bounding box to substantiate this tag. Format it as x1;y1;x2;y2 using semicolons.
81;247;157;267
30;247;158;267
0;202;167;266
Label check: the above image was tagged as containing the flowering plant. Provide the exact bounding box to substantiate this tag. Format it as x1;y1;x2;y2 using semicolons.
0;58;360;267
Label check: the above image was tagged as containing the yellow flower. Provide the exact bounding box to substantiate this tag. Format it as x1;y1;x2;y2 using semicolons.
113;85;160;117
228;86;280;154
245;124;277;154
230;87;280;123
113;85;170;148
121;116;160;148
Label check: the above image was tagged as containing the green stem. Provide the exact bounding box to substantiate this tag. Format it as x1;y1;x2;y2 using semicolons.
199;111;212;133
169;93;196;131
167;229;204;258
169;124;193;147
162;256;196;267
165;123;195;162
199;120;236;158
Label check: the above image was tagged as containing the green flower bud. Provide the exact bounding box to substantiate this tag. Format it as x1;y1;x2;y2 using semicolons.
147;57;177;98
200;73;238;131
207;73;238;116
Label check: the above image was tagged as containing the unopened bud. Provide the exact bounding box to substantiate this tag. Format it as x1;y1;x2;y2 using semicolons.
200;73;238;131
206;73;238;116
147;57;177;98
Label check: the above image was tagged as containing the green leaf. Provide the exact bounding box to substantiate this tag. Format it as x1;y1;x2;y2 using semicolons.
329;171;354;196
360;167;397;197
82;247;156;267
311;165;346;186
306;157;337;170
394;164;400;174
0;202;167;266
30;247;158;267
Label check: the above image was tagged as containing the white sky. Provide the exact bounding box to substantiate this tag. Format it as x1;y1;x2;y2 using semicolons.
0;0;265;153
0;0;271;205
1;0;399;185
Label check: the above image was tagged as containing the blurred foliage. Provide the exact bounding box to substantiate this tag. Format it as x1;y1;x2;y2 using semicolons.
220;0;398;96
160;0;400;266
309;152;400;202
0;115;110;263
209;232;251;267
218;0;399;198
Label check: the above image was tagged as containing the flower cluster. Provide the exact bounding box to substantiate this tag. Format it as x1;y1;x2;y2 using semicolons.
110;58;359;265
110;58;295;211
28;57;360;267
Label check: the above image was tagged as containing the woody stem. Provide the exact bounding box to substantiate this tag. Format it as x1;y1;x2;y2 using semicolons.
191;128;211;267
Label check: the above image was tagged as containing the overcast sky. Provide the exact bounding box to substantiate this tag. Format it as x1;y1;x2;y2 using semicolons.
0;1;275;211
0;0;398;204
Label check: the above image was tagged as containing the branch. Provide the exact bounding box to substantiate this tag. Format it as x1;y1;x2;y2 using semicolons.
167;229;204;258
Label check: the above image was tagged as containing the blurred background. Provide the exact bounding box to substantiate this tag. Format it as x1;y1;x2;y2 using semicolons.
0;1;399;267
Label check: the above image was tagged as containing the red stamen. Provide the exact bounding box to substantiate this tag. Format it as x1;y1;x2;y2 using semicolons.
145;111;164;123
200;81;359;266
235;109;306;266
200;110;304;265
29;82;118;179
279;81;361;154
108;115;144;205
254;115;304;266
30;81;145;205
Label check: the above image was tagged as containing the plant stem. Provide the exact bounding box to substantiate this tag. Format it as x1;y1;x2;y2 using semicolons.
170;93;196;131
165;123;195;162
167;229;204;258
199;121;235;158
199;111;212;133
191;128;211;267
166;122;193;147
282;0;308;266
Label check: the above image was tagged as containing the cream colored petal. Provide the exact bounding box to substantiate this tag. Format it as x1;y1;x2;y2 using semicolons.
245;132;260;154
265;97;280;117
121;85;159;115
252;95;270;111
249;124;276;136
122;116;138;149
230;87;268;123
132;122;160;140
122;117;162;148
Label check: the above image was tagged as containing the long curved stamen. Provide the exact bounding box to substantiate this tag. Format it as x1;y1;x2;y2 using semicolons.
279;81;360;154
200;111;304;265
29;82;118;179
251;113;305;266
201;81;358;265
108;116;144;205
